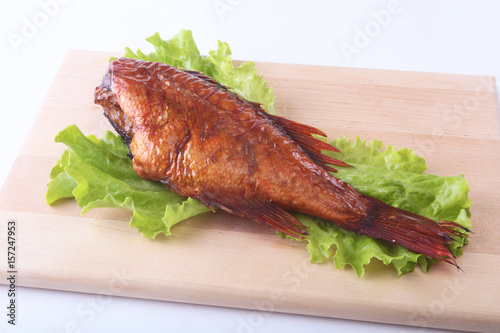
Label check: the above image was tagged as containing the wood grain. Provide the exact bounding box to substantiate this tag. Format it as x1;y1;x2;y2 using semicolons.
1;50;499;332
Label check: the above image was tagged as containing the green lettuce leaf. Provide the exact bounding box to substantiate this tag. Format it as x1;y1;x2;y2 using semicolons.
46;125;209;239
47;30;471;277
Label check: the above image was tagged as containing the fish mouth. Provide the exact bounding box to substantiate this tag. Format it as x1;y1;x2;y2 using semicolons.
94;66;135;153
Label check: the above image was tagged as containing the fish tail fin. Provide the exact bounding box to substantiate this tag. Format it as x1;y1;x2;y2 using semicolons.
355;195;470;267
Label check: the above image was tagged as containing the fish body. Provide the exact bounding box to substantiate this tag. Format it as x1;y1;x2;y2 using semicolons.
95;58;466;265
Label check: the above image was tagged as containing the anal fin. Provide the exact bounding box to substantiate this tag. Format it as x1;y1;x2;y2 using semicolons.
195;194;308;238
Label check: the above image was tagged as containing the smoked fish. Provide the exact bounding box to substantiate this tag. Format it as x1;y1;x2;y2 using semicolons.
94;58;468;267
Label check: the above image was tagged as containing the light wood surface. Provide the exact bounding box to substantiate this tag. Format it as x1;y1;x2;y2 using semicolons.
1;50;499;332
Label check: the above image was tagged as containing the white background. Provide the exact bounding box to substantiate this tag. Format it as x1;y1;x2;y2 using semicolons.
1;0;499;332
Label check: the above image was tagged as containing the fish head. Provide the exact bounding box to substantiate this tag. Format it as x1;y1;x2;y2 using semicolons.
95;58;175;148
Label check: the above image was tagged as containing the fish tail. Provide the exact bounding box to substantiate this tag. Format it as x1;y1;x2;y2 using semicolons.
354;195;470;268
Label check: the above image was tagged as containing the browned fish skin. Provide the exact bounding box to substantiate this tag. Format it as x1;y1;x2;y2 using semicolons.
95;58;468;266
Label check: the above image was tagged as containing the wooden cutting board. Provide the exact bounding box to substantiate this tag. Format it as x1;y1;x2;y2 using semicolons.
1;50;499;332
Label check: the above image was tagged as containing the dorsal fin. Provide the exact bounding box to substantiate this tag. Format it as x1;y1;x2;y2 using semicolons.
265;113;351;173
182;68;350;173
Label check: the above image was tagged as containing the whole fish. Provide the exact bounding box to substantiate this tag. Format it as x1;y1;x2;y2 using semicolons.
95;58;468;267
